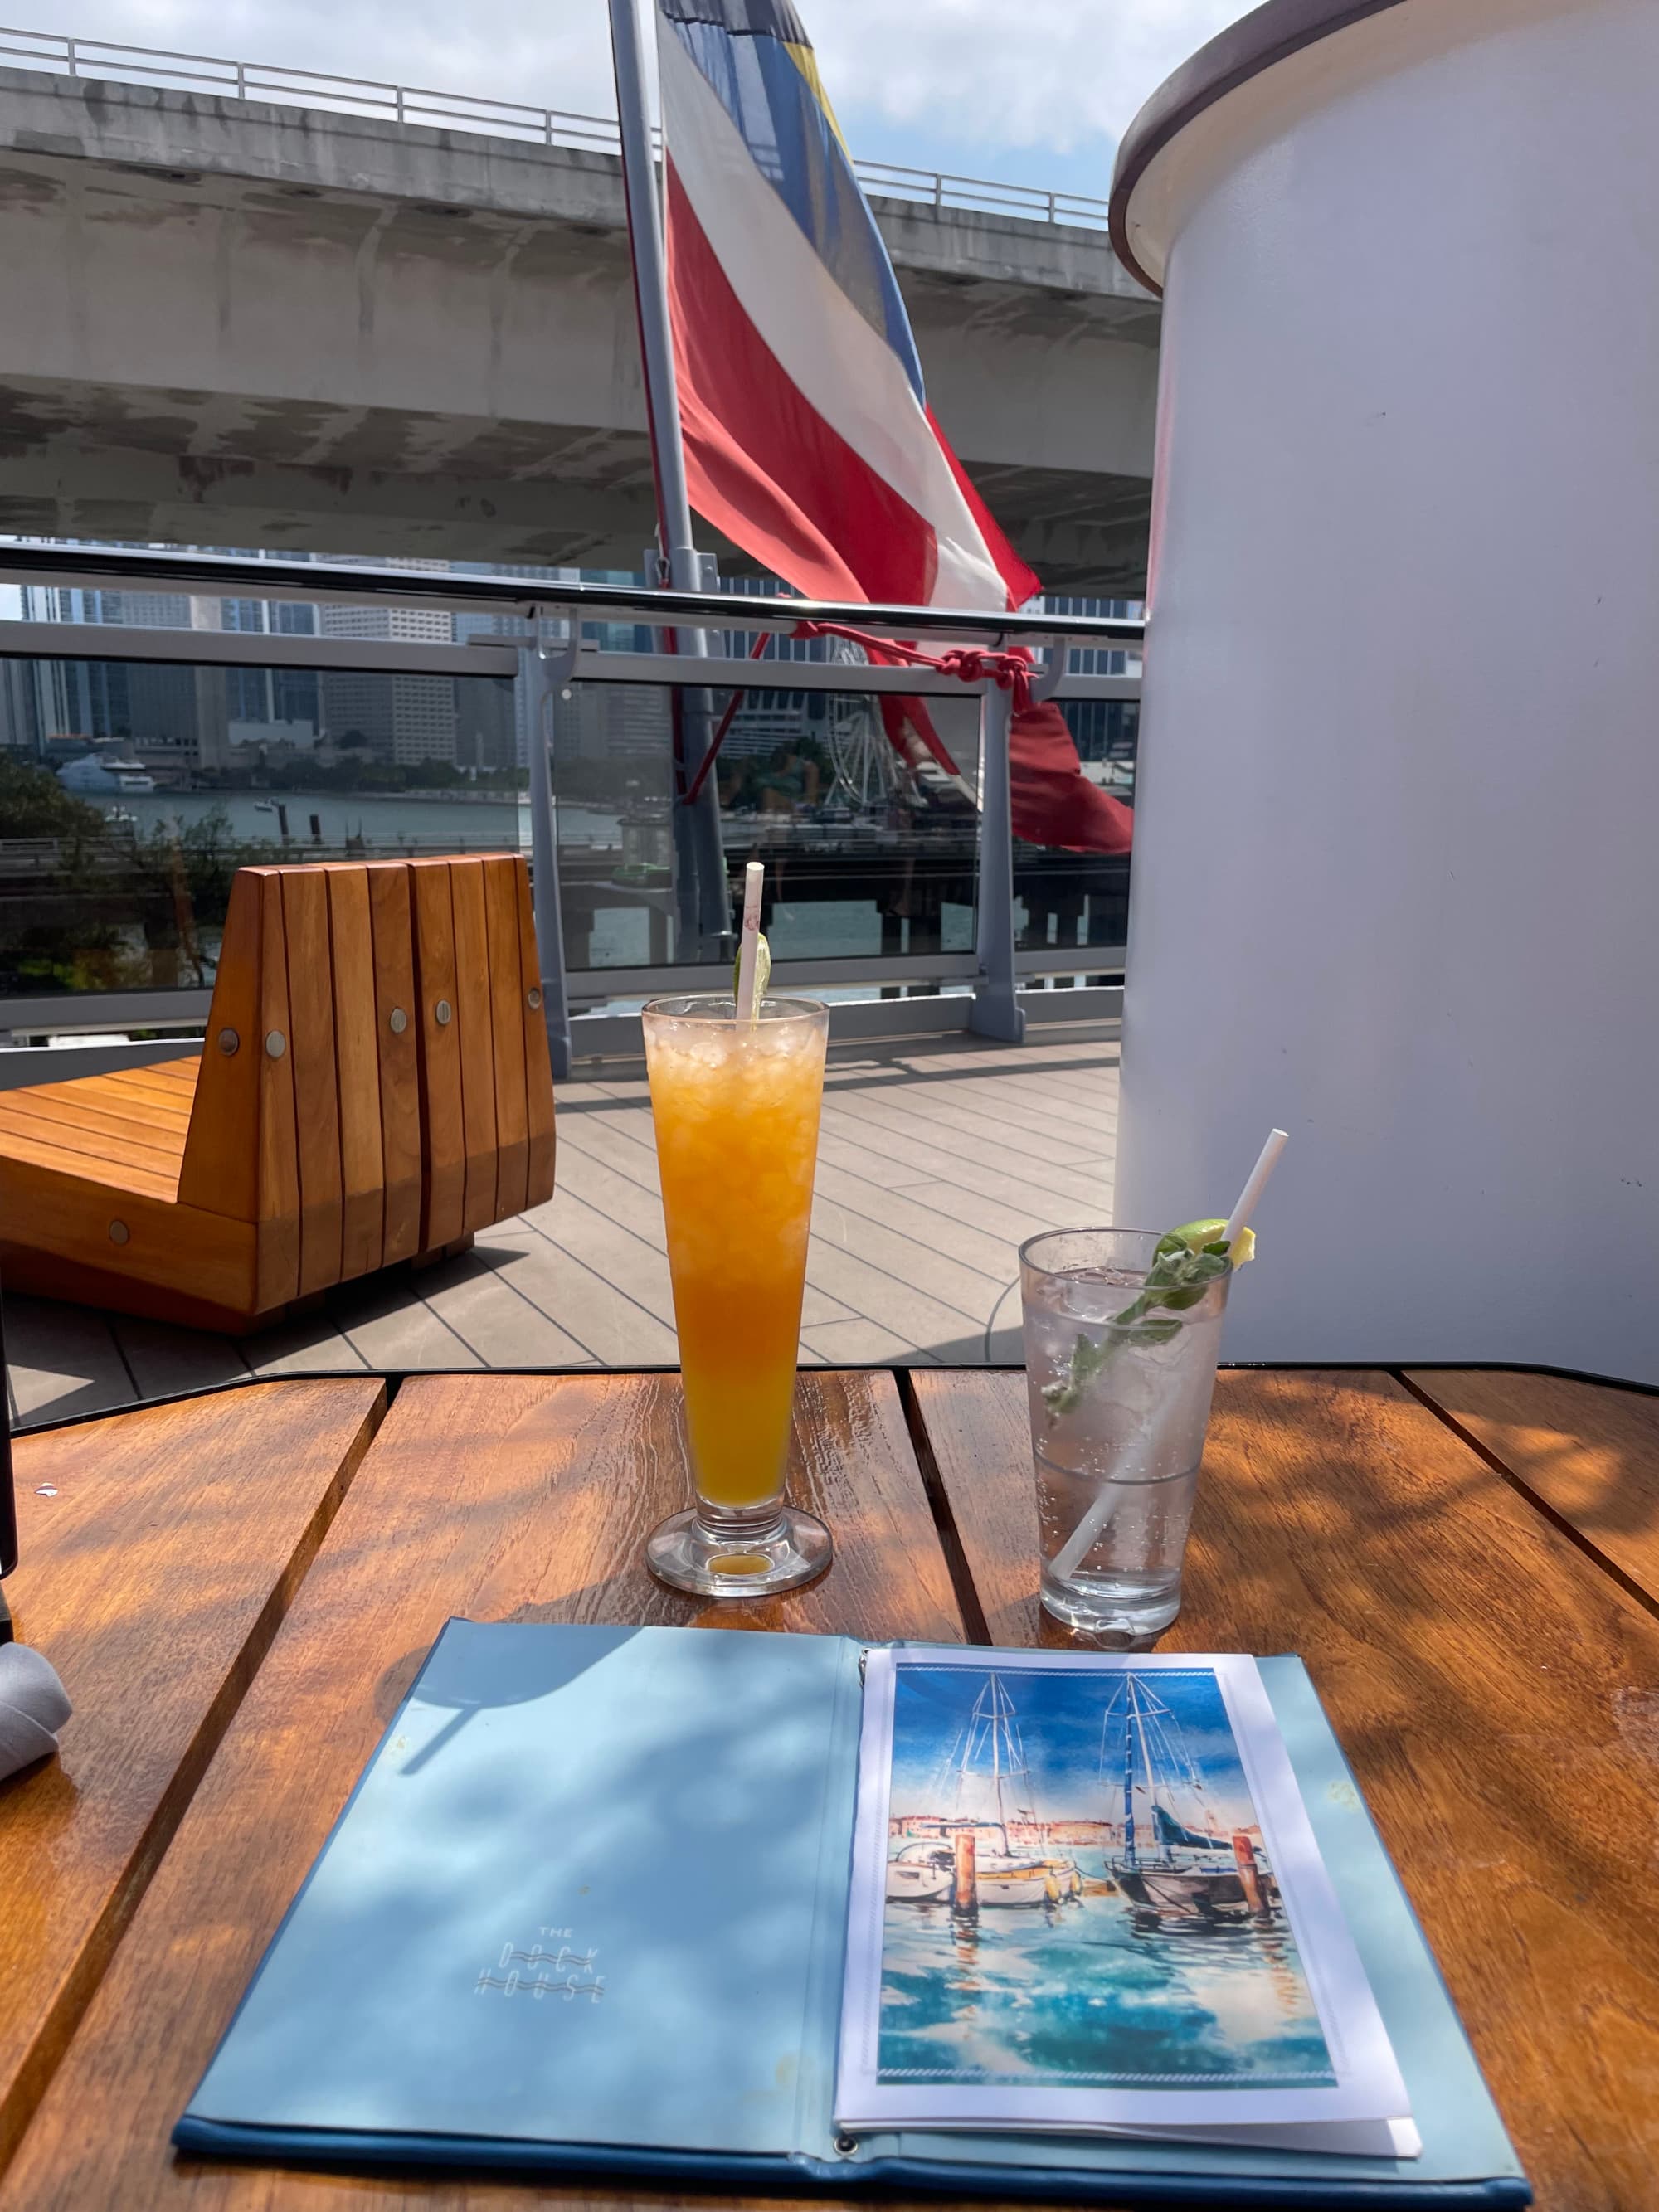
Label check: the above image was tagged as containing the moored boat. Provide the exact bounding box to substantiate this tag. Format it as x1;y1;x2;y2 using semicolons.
885;1673;1082;1910
1100;1675;1281;1931
885;1842;953;1903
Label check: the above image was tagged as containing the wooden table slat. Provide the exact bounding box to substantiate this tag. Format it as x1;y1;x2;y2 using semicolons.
0;1378;387;2176
1404;1367;1659;1609
0;1369;961;2210
910;1364;1659;2212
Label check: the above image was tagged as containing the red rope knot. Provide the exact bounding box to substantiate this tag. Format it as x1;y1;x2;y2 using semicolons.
932;645;1035;713
790;622;1036;712
682;617;1041;809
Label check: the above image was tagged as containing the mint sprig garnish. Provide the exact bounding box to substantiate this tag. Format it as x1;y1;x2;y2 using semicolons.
1041;1237;1230;1420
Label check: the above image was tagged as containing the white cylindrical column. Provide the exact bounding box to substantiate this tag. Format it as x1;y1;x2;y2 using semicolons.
1112;0;1659;1379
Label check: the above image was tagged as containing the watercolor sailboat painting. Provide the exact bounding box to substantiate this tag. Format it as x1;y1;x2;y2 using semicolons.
838;1649;1413;2150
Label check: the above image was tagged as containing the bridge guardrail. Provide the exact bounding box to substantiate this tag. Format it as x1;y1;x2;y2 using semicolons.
0;24;1112;233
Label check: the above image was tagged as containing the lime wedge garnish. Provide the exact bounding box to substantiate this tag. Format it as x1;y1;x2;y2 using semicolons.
1157;1217;1255;1266
732;930;771;1006
1045;1216;1252;1420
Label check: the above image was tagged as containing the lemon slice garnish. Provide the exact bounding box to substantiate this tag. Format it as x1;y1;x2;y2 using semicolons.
1157;1217;1255;1266
732;931;771;1007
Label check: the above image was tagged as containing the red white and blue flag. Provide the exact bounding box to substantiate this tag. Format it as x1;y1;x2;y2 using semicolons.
654;0;1133;852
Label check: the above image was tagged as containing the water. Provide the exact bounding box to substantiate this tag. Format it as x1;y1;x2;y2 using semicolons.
1023;1262;1226;1641
90;795;947;970
878;1889;1331;2089
104;789;540;852
1033;1456;1200;1638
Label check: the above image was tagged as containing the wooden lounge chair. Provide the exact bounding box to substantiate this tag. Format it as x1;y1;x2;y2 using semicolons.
0;856;556;1333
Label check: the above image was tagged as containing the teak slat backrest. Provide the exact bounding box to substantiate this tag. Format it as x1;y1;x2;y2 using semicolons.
323;866;384;1284
408;858;467;1252
179;868;303;1311
449;858;499;1236
484;857;532;1219
182;857;552;1308
406;854;555;1249
281;868;346;1297
367;863;423;1267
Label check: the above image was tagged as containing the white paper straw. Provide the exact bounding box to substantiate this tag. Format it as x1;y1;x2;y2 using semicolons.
1224;1128;1289;1252
734;860;764;1023
1048;1129;1289;1591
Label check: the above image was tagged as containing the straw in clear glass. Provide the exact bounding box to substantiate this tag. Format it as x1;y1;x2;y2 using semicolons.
1046;1130;1287;1591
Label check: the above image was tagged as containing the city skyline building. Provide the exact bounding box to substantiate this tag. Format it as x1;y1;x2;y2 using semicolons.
3;558;327;773
316;557;459;766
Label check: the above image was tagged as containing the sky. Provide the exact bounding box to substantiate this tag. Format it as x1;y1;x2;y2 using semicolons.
37;0;1253;207
891;1664;1258;1832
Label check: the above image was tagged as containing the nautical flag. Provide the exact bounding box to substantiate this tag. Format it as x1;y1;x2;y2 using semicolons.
655;0;1035;610
654;0;1134;853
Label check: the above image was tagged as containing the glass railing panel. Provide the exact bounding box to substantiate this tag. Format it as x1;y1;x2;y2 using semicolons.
0;657;523;1006
0;636;1138;1023
1012;695;1136;989
552;681;983;988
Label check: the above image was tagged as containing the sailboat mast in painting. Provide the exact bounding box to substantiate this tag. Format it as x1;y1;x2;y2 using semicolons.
886;1672;1082;1910
1101;1671;1282;1929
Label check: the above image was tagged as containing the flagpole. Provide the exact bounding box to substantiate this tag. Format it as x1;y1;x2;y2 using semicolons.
606;0;729;953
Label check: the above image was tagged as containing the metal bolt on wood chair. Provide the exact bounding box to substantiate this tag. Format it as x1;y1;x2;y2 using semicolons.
0;856;556;1333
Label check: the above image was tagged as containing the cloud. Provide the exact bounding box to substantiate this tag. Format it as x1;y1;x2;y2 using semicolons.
45;0;1249;164
810;0;1248;153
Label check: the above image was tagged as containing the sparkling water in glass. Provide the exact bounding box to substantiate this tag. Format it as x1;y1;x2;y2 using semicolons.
1020;1228;1233;1639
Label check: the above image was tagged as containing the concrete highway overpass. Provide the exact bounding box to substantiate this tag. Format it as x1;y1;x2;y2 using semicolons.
0;67;1158;592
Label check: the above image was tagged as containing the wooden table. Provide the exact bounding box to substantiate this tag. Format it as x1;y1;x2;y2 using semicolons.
2;1364;1657;2210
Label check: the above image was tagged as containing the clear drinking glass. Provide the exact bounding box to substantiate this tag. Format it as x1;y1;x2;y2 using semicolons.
641;994;832;1596
1020;1228;1233;1640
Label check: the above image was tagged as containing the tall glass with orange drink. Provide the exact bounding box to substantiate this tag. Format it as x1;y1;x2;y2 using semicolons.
641;992;831;1594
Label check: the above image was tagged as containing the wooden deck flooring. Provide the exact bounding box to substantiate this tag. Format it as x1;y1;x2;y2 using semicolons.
2;1028;1118;1427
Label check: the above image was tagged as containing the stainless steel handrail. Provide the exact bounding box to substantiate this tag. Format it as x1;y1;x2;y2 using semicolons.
0;24;1112;232
0;542;1146;649
0;619;1141;693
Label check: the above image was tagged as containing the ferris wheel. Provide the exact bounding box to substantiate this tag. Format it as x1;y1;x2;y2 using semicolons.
820;634;905;810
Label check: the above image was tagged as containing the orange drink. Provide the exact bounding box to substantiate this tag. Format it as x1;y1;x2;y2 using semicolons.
641;994;832;1595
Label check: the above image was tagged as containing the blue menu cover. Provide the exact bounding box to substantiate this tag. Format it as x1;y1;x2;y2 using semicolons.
173;1622;1530;2206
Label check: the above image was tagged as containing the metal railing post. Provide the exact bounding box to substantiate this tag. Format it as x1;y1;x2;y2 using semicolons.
520;639;574;1082
969;682;1025;1045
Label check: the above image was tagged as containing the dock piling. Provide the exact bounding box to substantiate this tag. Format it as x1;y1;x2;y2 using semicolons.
952;1830;979;1918
1233;1830;1268;1916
